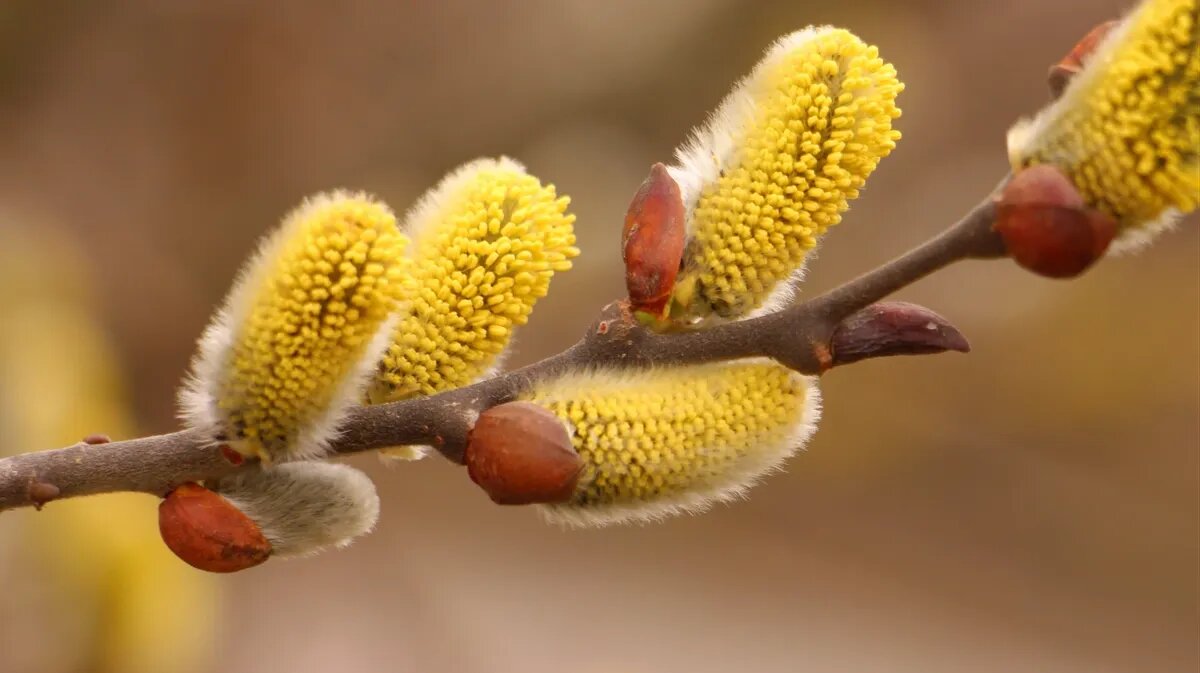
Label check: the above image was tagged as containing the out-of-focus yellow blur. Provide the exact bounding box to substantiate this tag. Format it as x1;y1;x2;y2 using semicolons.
0;2;1194;672
0;225;215;673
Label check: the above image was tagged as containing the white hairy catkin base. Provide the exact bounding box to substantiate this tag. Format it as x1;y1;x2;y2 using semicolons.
215;462;380;557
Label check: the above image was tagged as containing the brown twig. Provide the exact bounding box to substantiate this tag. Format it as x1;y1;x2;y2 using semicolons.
0;184;1006;513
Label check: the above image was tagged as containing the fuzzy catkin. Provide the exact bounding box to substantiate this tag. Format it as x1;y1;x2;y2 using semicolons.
215;462;380;557
180;191;409;462
668;27;903;322
370;158;578;403
1008;0;1199;252
527;360;820;527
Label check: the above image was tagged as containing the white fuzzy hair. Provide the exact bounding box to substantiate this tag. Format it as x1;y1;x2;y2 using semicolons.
1005;5;1181;255
667;27;832;221
403;156;528;244
178;190;404;461
376;156;528;462
1006;9;1135;170
536;359;822;528
217;461;381;557
293;309;400;460
1105;210;1182;255
665;27;835;321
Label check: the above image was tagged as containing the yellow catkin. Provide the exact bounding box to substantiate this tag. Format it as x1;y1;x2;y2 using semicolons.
1008;0;1199;251
525;360;820;526
182;191;409;462
370;158;578;405
669;27;903;322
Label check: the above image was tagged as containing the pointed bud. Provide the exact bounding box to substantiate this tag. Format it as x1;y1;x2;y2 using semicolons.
465;401;582;505
1048;20;1119;99
623;163;686;319
995;164;1116;278
159;483;272;573
829;302;969;369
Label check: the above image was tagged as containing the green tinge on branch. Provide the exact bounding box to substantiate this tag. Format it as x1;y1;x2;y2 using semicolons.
667;26;903;323
1008;0;1199;253
180;191;410;463
368;157;579;458
525;360;821;526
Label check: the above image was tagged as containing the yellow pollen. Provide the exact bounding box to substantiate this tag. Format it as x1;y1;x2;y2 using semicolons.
527;360;819;526
370;158;579;403
1008;0;1199;248
672;28;903;321
216;192;408;461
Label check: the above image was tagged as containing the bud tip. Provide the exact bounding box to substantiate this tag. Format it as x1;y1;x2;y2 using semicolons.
623;163;686;319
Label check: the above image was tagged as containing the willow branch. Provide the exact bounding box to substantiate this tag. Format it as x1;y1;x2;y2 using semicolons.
0;185;1005;513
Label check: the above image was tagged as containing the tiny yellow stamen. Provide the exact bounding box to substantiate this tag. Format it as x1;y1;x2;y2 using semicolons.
1008;0;1199;251
370;158;579;404
183;191;409;462
526;360;820;526
670;27;903;321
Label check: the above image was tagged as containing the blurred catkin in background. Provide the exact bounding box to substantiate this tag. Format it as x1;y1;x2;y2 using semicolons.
0;1;1195;672
0;223;216;673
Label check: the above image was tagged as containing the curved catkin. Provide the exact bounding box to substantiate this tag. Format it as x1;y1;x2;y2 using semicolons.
1008;0;1199;253
215;462;380;557
180;191;410;462
668;27;903;323
526;360;821;527
369;157;578;403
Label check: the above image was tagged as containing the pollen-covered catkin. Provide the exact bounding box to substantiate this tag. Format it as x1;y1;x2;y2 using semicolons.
367;159;577;461
214;462;380;557
525;360;820;527
370;158;578;405
668;27;903;322
180;191;409;462
1008;0;1199;252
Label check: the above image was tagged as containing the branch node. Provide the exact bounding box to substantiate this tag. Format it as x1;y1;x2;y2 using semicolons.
27;480;61;510
814;341;834;373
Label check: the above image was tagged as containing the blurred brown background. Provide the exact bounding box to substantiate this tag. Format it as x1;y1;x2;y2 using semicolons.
0;1;1196;672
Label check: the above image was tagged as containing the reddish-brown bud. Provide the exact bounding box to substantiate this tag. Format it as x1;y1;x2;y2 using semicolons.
159;482;272;573
623;163;686;318
465;401;582;505
995;164;1116;278
828;301;969;370
1048;20;1119;98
